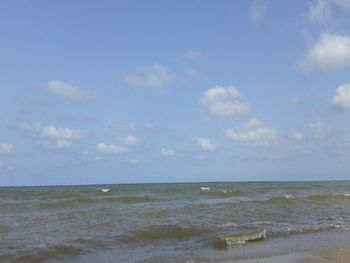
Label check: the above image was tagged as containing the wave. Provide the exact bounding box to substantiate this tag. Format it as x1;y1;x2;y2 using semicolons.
118;196;159;203
285;194;295;199
213;217;346;249
268;221;345;240
200;190;244;198
36;197;95;210
34;195;160;210
263;193;350;206
119;225;209;245
213;230;266;249
7;244;86;262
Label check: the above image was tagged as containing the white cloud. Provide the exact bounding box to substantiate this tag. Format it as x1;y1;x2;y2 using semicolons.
308;0;332;24
96;143;131;154
310;121;330;139
56;140;73;149
225;118;279;146
291;132;305;141
298;34;350;72
122;135;140;146
183;50;203;61
0;144;14;155
20;122;86;149
20;122;43;133
194;137;217;151
47;80;94;100
200;86;250;117
249;0;269;24
161;148;183;160
41;125;86;141
331;83;350;109
122;64;173;89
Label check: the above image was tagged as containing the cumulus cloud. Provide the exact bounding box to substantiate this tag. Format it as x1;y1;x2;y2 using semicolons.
331;83;350;109
200;86;250;117
298;34;350;72
310;121;330;139
194;137;217;151
249;0;269;24
56;140;73;149
41;125;86;141
20;122;86;149
47;80;95;100
225;118;279;146
161;148;183;160
122;64;173;89
20;122;42;133
291;132;305;141
96;143;131;154
121;135;140;146
0;144;14;155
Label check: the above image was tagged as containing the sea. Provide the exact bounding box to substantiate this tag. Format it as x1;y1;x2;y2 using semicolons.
1;181;350;262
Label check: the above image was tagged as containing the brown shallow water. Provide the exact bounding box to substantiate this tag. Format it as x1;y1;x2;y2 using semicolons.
1;181;350;262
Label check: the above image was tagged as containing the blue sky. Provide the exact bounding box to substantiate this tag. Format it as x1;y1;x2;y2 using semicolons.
1;0;350;186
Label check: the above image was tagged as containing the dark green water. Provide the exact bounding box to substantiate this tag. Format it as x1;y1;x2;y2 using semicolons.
1;181;350;262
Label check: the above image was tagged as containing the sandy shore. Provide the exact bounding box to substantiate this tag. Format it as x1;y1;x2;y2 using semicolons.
227;247;350;263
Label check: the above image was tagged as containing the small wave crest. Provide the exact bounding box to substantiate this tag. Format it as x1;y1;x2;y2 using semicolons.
264;193;350;206
286;224;344;235
268;221;345;239
213;230;266;249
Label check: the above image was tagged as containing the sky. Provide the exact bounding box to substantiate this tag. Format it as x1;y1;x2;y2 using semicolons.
1;0;350;186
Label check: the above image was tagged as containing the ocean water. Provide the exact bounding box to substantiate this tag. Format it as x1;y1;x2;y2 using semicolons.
1;181;350;262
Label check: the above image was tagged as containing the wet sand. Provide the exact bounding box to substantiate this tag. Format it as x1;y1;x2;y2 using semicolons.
226;247;350;263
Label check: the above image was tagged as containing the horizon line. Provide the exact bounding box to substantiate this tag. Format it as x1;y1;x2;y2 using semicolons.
1;178;349;188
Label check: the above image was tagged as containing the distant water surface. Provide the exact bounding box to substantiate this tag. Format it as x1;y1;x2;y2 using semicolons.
1;181;350;262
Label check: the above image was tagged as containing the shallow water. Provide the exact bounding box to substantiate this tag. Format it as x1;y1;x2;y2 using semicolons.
1;181;350;262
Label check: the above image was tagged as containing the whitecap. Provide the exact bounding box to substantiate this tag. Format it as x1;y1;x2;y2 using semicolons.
285;194;295;199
